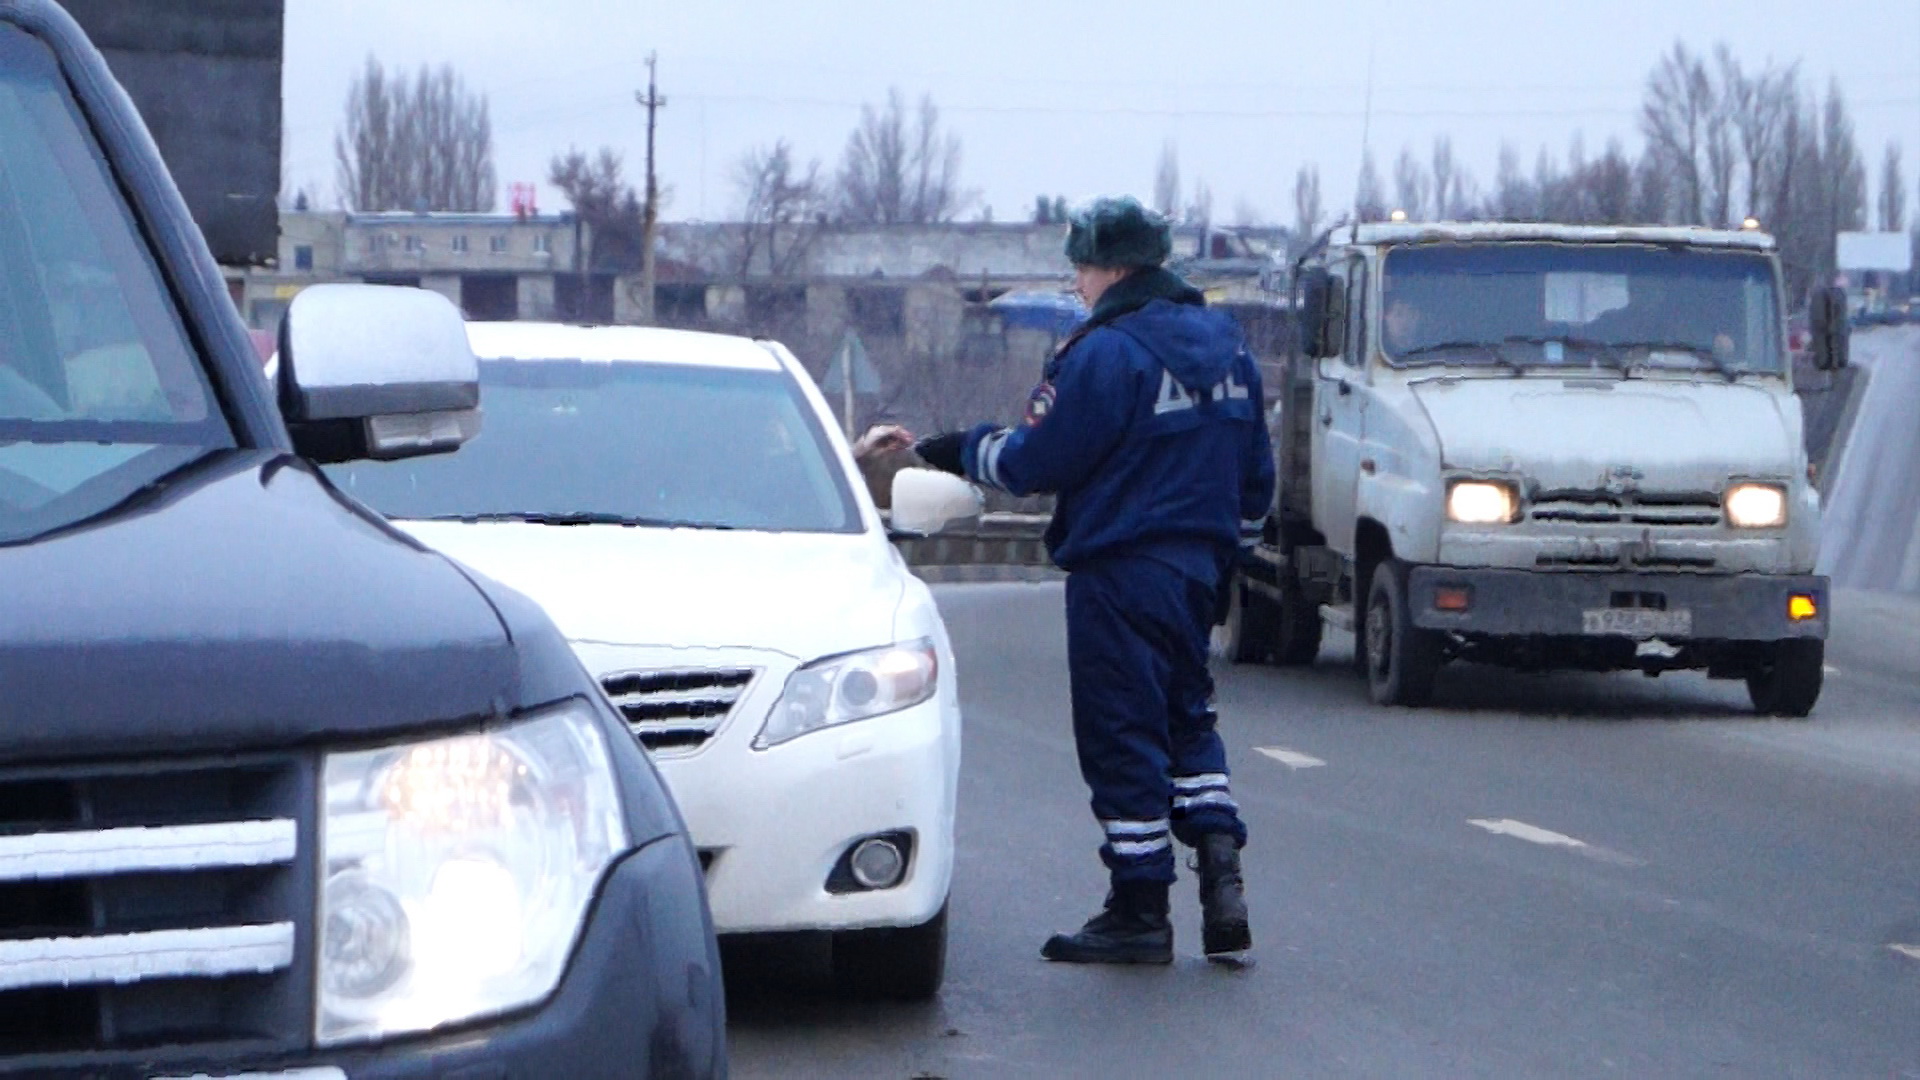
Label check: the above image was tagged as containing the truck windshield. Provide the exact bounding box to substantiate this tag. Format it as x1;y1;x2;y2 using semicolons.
325;359;863;534
0;26;233;545
1381;243;1784;377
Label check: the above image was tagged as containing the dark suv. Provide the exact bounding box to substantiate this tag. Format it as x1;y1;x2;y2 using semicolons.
0;2;725;1076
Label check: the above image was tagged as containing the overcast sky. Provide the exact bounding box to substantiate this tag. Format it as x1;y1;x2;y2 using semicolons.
283;0;1920;228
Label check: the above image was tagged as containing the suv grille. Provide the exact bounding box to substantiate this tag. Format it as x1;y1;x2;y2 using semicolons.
0;757;312;1060
601;668;760;751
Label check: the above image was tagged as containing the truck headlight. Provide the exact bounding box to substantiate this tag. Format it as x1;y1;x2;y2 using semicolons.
1725;483;1787;528
757;639;939;748
1447;480;1518;524
317;701;628;1046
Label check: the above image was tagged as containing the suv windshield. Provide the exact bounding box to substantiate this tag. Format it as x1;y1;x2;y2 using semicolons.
1381;242;1784;377
0;26;232;544
326;358;863;534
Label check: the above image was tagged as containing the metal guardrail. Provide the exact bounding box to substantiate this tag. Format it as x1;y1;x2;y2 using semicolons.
889;513;1054;572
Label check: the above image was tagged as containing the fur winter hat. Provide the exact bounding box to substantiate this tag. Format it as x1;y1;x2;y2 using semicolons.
1064;196;1172;269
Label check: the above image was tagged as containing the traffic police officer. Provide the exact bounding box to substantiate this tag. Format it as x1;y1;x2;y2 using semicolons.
907;196;1276;963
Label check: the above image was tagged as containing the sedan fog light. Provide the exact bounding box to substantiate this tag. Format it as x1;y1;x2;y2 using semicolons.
1725;483;1787;528
849;838;907;890
1447;481;1517;524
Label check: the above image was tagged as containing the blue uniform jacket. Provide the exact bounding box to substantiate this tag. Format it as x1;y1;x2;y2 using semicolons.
959;296;1277;583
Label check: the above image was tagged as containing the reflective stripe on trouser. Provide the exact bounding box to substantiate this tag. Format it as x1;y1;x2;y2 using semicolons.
1066;555;1250;887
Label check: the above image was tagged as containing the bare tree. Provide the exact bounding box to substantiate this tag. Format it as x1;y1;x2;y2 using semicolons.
1354;151;1386;222
1820;80;1868;237
1292;164;1323;246
1640;43;1719;225
1393;147;1428;219
1187;179;1215;227
1429;137;1460;219
835;89;970;224
1491;143;1532;221
734;140;823;277
549;147;645;271
335;57;495;212
1154;141;1181;219
1879;143;1907;232
1232;197;1264;228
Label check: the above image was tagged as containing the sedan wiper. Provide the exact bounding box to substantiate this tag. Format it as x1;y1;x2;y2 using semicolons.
419;511;735;530
1394;339;1527;376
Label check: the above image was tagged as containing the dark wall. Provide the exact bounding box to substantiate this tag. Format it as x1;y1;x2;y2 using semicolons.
62;0;284;266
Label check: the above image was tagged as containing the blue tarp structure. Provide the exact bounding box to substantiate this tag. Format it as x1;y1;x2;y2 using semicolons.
989;290;1087;336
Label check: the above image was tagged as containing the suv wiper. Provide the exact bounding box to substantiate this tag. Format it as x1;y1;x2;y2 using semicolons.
419;511;735;530
1626;341;1740;383
1394;340;1527;376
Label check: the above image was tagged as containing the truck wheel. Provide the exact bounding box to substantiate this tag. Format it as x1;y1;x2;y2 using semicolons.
1218;580;1277;664
1272;578;1324;667
1363;560;1443;707
831;901;948;1002
1746;640;1824;718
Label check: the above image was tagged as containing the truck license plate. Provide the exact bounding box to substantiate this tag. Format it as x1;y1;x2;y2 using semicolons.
1582;608;1692;638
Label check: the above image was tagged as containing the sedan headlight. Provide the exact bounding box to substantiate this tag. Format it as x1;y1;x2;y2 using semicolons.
317;701;628;1046
1447;480;1518;524
1725;482;1787;528
757;639;939;748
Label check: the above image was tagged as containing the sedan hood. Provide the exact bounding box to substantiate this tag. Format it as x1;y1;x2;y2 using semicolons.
396;521;907;662
0;452;518;764
1411;376;1798;491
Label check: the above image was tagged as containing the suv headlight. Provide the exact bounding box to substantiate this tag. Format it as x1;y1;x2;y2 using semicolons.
1447;480;1518;524
317;701;628;1046
1725;482;1787;528
756;639;939;748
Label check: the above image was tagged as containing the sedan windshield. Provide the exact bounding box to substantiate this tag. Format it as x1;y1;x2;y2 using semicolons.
326;358;863;534
1381;243;1784;377
0;26;233;545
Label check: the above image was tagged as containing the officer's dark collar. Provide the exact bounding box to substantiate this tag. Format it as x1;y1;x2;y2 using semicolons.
1085;266;1205;329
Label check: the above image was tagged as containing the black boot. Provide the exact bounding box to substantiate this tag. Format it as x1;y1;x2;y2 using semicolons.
1196;834;1251;957
1040;881;1173;964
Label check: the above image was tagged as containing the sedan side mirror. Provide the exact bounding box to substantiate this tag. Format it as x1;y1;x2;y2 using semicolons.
1809;285;1852;372
277;285;482;464
889;468;984;537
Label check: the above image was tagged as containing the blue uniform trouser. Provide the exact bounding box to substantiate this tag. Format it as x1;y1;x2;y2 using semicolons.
1065;555;1248;887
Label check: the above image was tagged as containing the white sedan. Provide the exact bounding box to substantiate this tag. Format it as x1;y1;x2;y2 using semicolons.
325;321;977;1000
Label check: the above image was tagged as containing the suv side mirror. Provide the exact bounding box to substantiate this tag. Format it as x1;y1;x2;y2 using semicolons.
1809;286;1851;372
889;468;984;537
1297;267;1347;359
277;284;481;464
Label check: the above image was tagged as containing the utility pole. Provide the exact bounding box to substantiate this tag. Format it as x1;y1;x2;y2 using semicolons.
636;53;665;325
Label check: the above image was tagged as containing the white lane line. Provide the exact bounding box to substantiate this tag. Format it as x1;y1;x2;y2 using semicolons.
1468;818;1645;866
1891;944;1920;962
1256;746;1326;770
1823;664;1841;676
1469;818;1589;848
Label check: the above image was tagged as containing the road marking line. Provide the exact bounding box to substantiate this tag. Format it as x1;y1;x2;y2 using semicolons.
1255;746;1326;770
1891;944;1920;961
1823;664;1840;676
1469;818;1588;848
1468;819;1644;866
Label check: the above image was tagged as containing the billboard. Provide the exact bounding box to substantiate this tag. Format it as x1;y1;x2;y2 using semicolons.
61;0;285;267
1836;231;1913;273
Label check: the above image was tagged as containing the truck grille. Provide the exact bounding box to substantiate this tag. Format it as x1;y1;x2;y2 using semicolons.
0;757;312;1061
600;668;760;752
1530;493;1722;528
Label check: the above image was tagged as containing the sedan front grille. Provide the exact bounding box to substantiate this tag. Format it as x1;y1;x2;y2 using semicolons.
600;667;760;752
0;756;312;1060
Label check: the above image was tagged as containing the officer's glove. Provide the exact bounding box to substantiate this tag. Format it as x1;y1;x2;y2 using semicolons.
914;432;968;478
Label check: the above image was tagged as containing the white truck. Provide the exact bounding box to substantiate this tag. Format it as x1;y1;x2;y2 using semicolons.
1219;222;1851;716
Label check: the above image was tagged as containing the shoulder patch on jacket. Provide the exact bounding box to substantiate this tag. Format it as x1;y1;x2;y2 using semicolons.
1024;381;1057;426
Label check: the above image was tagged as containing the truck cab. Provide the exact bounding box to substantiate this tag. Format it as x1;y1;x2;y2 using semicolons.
1225;221;1848;716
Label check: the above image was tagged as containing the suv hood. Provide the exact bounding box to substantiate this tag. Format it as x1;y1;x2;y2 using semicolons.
1410;376;1799;491
0;452;519;763
395;521;907;663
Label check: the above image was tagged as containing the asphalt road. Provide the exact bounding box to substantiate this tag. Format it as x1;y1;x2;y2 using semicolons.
1821;326;1920;594
723;582;1920;1080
